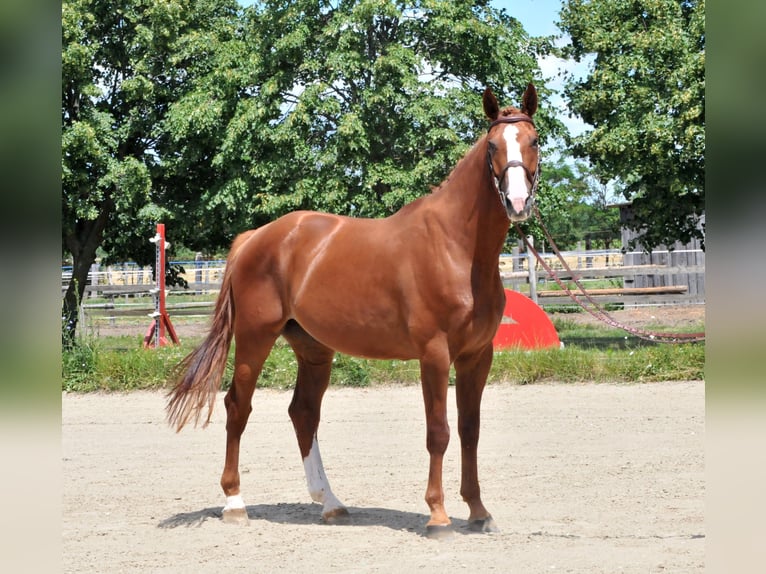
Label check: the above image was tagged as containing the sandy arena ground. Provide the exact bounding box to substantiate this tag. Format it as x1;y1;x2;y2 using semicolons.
62;380;704;573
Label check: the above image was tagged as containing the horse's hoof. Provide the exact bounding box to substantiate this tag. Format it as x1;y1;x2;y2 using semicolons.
222;507;249;525
468;516;500;534
425;524;454;540
322;506;351;525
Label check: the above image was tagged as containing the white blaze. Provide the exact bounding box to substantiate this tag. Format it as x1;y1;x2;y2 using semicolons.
501;124;530;214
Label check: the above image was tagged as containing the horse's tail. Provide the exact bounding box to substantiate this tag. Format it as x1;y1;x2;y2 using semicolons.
165;231;256;432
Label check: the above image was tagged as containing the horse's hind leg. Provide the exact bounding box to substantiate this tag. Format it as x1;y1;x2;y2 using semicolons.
220;327;280;524
454;344;499;533
283;321;348;524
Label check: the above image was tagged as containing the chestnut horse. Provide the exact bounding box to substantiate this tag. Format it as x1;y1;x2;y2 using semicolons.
167;84;540;538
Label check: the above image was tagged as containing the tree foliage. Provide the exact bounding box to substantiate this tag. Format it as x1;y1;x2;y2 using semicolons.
163;0;562;240
558;0;705;250
532;158;620;251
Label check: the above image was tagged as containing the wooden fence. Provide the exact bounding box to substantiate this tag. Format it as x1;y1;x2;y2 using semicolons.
500;246;704;308
63;248;705;326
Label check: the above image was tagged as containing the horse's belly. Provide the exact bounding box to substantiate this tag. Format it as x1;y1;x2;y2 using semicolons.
292;302;418;360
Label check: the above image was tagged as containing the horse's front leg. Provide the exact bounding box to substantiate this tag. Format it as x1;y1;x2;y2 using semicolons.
419;351;452;538
454;344;499;533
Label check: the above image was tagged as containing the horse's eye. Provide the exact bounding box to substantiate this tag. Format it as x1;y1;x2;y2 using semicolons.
531;138;539;149
488;141;497;154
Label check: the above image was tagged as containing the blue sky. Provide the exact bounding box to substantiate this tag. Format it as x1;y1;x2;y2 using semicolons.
491;0;590;136
492;0;562;37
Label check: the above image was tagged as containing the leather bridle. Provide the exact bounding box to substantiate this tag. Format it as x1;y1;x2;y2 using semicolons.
486;114;540;212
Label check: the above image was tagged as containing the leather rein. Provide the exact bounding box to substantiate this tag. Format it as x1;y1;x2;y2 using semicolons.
486;114;540;207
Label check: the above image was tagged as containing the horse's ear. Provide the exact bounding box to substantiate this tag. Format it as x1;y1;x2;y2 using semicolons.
521;83;538;117
483;88;499;121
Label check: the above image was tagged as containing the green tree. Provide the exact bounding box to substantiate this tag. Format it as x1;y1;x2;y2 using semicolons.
558;0;704;250
168;0;563;232
529;157;620;251
62;0;241;344
531;159;588;250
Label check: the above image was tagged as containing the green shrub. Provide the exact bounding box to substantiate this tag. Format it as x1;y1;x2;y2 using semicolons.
331;355;370;387
61;336;99;392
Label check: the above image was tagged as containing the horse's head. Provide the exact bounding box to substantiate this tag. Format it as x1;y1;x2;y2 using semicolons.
483;84;540;222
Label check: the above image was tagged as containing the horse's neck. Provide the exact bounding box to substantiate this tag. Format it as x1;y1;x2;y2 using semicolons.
428;139;510;267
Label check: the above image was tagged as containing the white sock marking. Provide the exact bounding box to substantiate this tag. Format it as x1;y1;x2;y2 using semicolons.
224;494;246;511
303;435;345;514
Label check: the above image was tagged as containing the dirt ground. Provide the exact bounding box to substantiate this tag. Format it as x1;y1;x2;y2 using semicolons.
62;380;704;573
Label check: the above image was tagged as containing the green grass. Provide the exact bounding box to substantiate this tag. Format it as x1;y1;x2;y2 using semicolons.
488;343;704;384
62;315;705;393
62;336;191;392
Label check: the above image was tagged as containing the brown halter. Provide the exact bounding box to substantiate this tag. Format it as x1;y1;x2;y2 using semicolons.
486;114;541;211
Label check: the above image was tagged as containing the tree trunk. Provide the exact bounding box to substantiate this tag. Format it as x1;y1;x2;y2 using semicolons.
62;206;111;347
62;254;94;347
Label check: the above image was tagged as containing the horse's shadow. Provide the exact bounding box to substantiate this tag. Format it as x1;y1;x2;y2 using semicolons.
157;502;474;537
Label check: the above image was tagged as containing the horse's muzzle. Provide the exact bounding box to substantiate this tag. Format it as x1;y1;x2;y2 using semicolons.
505;194;534;222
